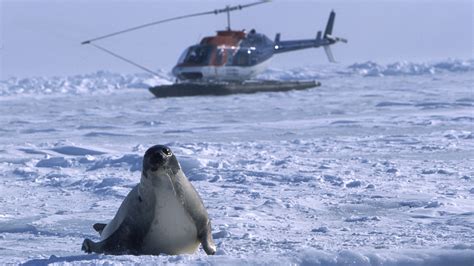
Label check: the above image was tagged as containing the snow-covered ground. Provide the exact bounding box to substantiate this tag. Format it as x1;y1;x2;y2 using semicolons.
0;59;473;265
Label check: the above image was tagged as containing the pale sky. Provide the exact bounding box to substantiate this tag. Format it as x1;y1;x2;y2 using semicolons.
1;0;473;79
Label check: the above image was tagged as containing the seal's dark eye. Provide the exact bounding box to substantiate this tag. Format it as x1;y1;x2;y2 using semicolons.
162;147;172;156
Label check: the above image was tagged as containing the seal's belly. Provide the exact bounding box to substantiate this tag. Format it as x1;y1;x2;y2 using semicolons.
142;187;199;255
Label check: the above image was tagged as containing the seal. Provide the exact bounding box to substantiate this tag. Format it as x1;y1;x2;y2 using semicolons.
82;145;216;255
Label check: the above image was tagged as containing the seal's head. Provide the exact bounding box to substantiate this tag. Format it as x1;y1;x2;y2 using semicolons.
143;145;181;176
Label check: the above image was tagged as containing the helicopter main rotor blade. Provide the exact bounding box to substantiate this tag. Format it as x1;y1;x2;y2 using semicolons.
81;10;216;45
81;0;270;45
214;0;270;13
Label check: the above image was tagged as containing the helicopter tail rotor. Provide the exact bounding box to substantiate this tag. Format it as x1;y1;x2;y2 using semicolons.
323;11;347;44
322;11;347;63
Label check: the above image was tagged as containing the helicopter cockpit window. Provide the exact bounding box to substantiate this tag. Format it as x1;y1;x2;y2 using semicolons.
183;45;213;65
177;48;190;64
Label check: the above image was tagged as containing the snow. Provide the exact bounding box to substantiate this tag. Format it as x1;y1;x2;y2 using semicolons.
0;59;473;265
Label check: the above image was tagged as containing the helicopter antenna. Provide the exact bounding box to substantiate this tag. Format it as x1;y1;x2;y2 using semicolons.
81;0;270;45
226;6;231;30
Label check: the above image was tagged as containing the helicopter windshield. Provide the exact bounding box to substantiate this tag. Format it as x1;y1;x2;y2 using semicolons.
177;48;189;64
181;45;213;65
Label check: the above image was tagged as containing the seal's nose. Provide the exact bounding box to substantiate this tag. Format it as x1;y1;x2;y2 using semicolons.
150;150;166;165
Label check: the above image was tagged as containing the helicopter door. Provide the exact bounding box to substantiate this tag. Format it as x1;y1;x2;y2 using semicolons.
234;49;251;66
225;48;236;66
214;48;226;79
215;48;226;66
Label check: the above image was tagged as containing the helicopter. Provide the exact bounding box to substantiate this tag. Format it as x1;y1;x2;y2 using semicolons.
82;1;347;97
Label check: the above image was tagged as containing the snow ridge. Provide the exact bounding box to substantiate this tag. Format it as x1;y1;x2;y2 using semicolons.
0;59;472;96
261;58;474;80
347;58;474;77
0;70;172;96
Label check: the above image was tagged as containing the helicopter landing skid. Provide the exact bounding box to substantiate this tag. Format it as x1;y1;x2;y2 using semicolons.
148;80;320;98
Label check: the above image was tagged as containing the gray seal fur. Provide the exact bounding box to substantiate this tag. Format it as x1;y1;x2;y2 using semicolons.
82;145;216;255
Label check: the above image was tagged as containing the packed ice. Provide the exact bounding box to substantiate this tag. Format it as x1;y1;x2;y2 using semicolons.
0;59;473;265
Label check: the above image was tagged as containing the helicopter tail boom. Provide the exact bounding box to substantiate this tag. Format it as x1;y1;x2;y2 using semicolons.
273;10;347;62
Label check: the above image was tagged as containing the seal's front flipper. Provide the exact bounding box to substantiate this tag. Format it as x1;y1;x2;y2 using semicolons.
199;221;216;255
82;220;142;255
93;223;107;235
82;238;102;254
201;236;216;255
81;235;129;255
